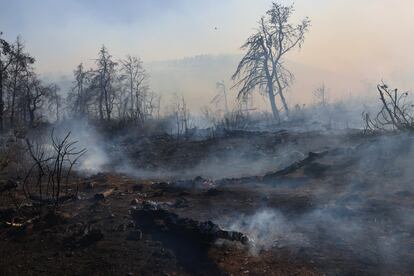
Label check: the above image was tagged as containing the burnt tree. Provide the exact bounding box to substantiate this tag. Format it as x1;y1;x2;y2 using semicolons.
232;2;310;121
0;32;13;132
95;46;117;121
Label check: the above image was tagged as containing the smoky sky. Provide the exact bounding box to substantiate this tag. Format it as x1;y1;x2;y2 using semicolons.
1;0;414;110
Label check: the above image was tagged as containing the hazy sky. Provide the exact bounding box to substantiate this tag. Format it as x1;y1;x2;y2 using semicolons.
1;0;413;73
1;0;414;109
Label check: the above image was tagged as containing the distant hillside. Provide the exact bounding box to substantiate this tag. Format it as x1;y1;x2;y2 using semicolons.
147;54;376;113
44;54;380;114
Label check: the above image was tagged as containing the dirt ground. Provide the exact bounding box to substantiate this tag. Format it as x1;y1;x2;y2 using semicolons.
1;129;413;275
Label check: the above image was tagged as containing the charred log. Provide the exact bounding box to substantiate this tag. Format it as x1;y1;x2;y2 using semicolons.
131;201;249;245
263;151;328;181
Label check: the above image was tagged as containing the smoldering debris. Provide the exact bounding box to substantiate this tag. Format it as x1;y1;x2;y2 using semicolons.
132;200;250;245
51;120;110;174
2;1;414;275
208;132;414;274
2;125;414;275
221;209;309;253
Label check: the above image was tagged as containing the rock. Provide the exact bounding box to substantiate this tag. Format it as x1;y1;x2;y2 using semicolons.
142;200;158;211
127;230;142;241
130;198;139;205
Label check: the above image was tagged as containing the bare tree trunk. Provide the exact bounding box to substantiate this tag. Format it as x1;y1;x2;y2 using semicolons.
223;85;229;114
99;91;104;120
79;79;84;114
28;108;35;126
56;101;59;122
130;72;134;117
0;67;3;132
268;86;280;122
264;63;280;122
10;67;18;127
26;88;35;127
276;77;289;116
104;88;111;121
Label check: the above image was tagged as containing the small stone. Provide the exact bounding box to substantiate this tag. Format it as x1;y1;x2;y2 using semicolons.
130;198;139;205
142;200;158;211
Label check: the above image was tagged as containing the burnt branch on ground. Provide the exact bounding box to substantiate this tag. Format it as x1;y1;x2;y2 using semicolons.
364;82;414;133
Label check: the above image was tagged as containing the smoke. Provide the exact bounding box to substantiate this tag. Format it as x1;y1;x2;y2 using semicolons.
222;209;309;254
27;101;413;275
52;119;110;174
214;133;414;273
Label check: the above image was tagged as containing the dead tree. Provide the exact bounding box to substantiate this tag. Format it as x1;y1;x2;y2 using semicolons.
211;80;229;114
24;130;86;208
364;82;414;132
120;55;148;121
232;2;310;121
170;94;191;141
24;71;47;127
8;37;35;128
47;84;62;122
0;32;13;132
95;46;117;121
313;83;328;107
68;63;90;116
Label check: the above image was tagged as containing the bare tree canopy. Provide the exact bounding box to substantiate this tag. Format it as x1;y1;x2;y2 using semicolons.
120;55;149;123
232;2;310;121
364;82;414;132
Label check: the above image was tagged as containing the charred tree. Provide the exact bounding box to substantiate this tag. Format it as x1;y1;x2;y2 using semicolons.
24;130;86;208
364;82;414;132
232;2;310;121
0;32;13;132
95;46;117;121
120;55;148;122
9;37;35;128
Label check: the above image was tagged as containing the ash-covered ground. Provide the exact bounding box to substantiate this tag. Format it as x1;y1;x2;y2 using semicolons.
1;126;413;276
